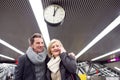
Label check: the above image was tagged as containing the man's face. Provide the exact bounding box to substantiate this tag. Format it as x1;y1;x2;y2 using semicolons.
31;37;44;53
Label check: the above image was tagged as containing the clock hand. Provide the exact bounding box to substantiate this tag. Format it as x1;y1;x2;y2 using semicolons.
53;6;59;16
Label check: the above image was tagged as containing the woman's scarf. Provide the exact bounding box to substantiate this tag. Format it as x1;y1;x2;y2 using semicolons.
47;56;61;73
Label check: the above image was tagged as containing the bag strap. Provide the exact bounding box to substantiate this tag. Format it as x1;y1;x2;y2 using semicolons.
71;74;74;80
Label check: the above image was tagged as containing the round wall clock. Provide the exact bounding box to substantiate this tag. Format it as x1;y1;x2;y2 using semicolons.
43;4;65;26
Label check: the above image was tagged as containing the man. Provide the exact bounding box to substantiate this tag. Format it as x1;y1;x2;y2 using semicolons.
14;33;48;80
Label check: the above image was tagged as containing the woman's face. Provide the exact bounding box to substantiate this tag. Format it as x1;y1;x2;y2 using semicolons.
50;41;61;57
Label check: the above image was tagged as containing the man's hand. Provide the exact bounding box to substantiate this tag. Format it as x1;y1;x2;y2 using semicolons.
68;52;76;59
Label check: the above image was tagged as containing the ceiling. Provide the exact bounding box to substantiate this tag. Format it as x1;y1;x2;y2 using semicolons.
0;0;120;70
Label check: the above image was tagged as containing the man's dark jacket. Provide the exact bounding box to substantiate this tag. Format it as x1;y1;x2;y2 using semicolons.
14;54;48;80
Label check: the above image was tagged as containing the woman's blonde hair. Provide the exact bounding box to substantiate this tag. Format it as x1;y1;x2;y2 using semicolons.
47;39;63;58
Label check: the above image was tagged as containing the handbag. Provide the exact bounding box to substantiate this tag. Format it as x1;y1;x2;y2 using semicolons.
71;73;80;80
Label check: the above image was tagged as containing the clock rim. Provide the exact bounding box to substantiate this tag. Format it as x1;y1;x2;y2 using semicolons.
43;4;65;25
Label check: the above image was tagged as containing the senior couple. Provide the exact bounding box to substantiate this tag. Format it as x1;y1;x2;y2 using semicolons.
14;33;78;80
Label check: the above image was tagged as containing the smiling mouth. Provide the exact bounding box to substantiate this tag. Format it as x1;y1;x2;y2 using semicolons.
54;49;60;52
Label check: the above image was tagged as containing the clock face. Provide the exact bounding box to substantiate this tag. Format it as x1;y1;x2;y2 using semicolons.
44;4;65;25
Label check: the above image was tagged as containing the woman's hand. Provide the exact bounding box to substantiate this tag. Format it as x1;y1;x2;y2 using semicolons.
59;46;66;54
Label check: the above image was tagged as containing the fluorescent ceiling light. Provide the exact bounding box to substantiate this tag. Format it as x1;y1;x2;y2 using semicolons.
29;0;50;47
76;15;120;59
110;58;116;62
114;67;120;71
91;48;120;61
0;54;15;60
108;57;120;62
0;39;24;55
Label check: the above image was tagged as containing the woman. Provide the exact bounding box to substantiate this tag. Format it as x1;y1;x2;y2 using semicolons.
46;39;77;80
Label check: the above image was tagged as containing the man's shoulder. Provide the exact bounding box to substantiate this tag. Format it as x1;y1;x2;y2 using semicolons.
18;54;27;60
45;55;50;62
